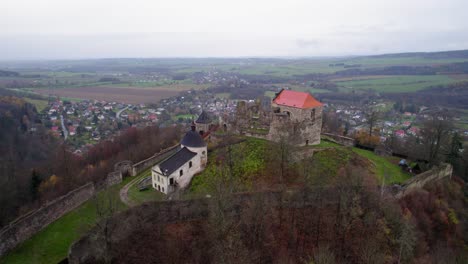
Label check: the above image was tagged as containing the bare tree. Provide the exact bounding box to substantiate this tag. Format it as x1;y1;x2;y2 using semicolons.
420;111;453;165
397;216;416;264
365;108;380;137
92;191;121;263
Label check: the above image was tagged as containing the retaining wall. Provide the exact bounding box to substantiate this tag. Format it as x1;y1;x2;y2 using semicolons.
0;183;96;257
396;163;453;198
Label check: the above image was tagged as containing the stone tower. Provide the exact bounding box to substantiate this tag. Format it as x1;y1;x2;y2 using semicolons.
268;89;323;146
195;110;212;135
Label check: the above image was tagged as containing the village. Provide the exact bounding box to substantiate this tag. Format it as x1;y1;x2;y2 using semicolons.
37;83;468;161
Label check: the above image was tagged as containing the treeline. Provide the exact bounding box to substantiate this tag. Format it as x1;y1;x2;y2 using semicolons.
73;175;468;263
0;96;59;226
0;70;19;77
0;96;182;227
383;81;468;109
368;49;468;60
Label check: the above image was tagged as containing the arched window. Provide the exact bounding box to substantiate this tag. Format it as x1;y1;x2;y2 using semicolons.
179;169;183;176
162;187;165;192
189;161;193;168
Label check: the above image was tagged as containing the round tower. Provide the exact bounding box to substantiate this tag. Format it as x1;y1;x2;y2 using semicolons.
180;125;208;167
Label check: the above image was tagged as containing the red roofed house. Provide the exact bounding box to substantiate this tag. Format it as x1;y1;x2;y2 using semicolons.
269;89;323;146
395;130;405;138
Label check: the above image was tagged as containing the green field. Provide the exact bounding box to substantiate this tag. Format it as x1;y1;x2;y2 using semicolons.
335;75;466;93
0;178;132;264
126;168;165;204
24;98;48;112
352;148;411;184
343;56;468;67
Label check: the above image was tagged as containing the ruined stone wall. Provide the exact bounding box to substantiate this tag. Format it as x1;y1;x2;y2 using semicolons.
321;133;356;147
0;183;96;257
268;104;323;146
396;163;453;198
106;171;123;187
131;144;180;176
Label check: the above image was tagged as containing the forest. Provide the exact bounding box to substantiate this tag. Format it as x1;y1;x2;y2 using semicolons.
0;95;181;227
69;136;468;264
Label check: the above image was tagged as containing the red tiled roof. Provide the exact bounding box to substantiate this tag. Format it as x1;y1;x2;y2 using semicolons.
273;90;323;109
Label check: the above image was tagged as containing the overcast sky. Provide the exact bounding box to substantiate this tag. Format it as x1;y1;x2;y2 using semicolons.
2;0;468;59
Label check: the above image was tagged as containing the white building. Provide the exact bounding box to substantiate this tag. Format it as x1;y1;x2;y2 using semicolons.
151;126;208;194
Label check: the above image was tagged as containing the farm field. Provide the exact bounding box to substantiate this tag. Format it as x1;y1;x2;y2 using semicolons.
108;82;209;90
35;86;182;104
335;75;468;93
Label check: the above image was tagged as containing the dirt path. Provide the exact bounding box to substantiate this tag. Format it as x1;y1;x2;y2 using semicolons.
119;177;140;207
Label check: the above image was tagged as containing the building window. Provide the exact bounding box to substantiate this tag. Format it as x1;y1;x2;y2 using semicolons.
162;187;165;193
158;176;160;182
180;169;183;176
311;109;316;122
189;161;193;168
202;151;206;155
170;178;174;185
158;185;160;191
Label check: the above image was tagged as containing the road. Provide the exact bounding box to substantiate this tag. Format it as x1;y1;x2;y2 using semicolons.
116;105;129;120
60;115;68;140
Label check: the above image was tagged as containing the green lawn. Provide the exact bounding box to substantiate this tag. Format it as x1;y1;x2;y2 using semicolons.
126;168;165;204
352;148;411;184
0;177;132;264
188;138;267;195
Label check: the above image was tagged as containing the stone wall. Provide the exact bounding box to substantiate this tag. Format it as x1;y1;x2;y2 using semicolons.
106;171;123;187
396;163;453;198
0;183;96;257
321;133;356;147
131;144;180;176
268;104;323;146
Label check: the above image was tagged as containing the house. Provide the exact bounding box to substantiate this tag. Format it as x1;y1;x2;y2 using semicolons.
68;126;76;136
407;127;420;136
395;130;405;138
268;89;323;146
152;125;208;194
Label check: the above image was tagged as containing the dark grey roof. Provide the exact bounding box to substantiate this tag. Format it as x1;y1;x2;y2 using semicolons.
159;147;197;176
181;130;207;147
195;111;212;124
